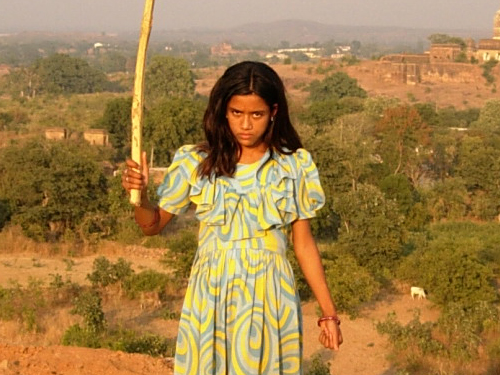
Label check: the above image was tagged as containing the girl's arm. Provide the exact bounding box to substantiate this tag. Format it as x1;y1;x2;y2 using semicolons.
291;218;343;350
122;151;174;236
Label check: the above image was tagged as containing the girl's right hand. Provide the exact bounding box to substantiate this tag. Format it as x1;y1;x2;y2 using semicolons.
122;151;149;196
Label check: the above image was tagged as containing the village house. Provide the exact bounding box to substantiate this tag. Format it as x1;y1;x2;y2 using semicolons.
83;129;109;146
44;128;67;141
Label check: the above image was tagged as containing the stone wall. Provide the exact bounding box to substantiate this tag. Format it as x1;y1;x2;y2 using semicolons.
374;61;483;85
83;129;109;146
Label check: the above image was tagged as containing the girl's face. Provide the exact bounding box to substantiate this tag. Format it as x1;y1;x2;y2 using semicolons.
226;94;277;153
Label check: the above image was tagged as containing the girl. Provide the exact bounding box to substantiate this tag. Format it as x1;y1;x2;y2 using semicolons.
123;61;342;375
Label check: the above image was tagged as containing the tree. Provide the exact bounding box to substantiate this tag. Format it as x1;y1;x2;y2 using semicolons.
308;72;366;102
423;177;468;221
334;184;405;276
299;96;364;130
0;139;109;241
428;34;466;50
304;113;377;239
398;236;497;307
363;96;401;120
94;51;127;73
471;99;500;131
322;248;380;317
1;67;40;99
374;105;432;185
145;55;195;104
428;131;458;181
454;135;500;220
97;97;132;161
33;54;107;94
144;96;205;166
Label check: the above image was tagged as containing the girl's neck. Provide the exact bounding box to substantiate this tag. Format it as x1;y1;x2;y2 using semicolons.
237;144;268;165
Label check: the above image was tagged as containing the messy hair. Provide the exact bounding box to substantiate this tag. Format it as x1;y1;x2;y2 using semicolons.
197;61;302;178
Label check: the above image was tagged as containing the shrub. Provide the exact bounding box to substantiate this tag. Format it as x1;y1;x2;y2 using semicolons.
0;199;11;229
287;247;312;301
437;301;498;360
0;286;15;320
106;329;176;357
322;246;380;317
160;229;197;278
87;256;133;288
397;237;497;307
305;354;330;375
377;310;444;357
122;269;175;299
70;289;106;333
62;323;102;348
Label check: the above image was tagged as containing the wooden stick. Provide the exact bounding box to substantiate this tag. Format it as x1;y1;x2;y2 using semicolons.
130;0;155;206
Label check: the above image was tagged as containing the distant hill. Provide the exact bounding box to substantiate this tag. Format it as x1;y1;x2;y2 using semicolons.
145;19;491;47
2;20;491;49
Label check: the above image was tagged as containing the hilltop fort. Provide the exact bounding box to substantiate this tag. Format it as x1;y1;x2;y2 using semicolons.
361;5;500;85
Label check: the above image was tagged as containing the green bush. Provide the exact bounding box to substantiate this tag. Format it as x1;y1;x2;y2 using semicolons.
305;353;330;375
160;229;197;278
377;311;444;357
0;286;15;320
397;236;497;307
437;301;498;360
87;256;133;288
63;326;176;357
122;269;175;299
62;323;102;348
0;199;11;229
106;329;176;357
70;289;106;333
287;247;312;301
3;279;46;332
322;246;380;317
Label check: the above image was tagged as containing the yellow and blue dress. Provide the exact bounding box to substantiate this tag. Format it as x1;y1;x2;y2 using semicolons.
157;145;325;375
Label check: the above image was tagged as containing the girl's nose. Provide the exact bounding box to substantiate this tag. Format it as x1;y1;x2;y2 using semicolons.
241;115;252;130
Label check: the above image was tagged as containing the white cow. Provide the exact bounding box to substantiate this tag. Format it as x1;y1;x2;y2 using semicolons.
410;286;426;300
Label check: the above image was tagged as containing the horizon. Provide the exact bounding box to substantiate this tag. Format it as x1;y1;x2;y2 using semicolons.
1;0;499;34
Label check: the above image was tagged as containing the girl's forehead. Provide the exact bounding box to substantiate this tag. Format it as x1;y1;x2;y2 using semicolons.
227;94;269;110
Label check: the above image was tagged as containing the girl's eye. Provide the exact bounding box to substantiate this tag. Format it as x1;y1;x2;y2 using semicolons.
253;112;263;118
231;110;241;116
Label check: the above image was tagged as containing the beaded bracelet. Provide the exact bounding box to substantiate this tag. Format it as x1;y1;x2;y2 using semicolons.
135;206;160;229
317;316;341;326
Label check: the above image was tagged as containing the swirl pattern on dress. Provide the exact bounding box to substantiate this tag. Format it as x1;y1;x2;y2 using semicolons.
157;145;324;375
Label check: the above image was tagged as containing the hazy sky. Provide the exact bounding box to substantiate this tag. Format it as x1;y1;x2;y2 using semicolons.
1;0;499;33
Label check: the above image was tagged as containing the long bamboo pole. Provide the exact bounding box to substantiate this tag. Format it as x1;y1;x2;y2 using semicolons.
130;0;156;206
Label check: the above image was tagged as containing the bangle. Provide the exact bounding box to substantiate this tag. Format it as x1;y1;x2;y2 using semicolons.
317;316;341;327
135;206;160;229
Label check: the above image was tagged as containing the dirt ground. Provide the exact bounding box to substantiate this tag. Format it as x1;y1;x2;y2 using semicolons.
0;237;439;375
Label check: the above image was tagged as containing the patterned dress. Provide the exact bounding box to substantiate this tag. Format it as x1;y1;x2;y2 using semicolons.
157;145;325;375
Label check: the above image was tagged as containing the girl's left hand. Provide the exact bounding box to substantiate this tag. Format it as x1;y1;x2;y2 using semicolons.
318;320;343;350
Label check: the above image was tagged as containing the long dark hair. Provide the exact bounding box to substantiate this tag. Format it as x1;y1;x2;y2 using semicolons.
197;61;302;178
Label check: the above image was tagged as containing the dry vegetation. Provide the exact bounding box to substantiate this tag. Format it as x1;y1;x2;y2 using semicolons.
0;226;443;375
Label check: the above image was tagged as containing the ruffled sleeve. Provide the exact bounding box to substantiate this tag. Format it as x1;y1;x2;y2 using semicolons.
292;148;325;219
156;145;202;215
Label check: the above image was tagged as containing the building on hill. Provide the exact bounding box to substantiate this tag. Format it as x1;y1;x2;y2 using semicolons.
210;42;234;56
477;5;500;62
45;128;67;140
429;44;462;63
371;4;500;84
83;129;109;146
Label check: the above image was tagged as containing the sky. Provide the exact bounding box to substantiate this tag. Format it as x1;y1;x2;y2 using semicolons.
0;0;499;33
